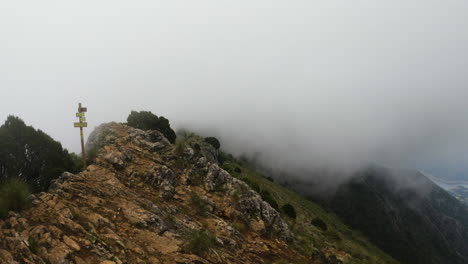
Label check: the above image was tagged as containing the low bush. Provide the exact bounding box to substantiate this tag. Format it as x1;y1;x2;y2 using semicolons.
325;230;342;242
241;177;260;193
185;229;217;255
260;190;279;210
311;217;328;231
174;139;186;156
127;111;176;143
190;192;211;216
204;137;220;150
281;203;297;219
28;237;39;254
0;179;31;218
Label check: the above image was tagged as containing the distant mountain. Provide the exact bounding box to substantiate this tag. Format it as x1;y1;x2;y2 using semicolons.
450;186;468;206
427;174;468;206
288;166;468;264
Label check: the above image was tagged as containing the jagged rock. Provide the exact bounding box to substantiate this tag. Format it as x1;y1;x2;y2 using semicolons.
100;261;116;264
63;236;80;251
204;164;234;192
155;166;177;199
103;151;126;170
0;249;17;264
128;128;170;152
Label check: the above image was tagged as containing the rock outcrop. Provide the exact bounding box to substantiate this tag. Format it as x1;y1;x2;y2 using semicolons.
0;123;313;264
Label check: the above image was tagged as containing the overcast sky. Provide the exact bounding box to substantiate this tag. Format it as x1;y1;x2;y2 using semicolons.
1;1;468;179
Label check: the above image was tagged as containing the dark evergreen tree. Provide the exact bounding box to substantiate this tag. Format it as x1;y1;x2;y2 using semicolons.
127;111;176;143
204;137;220;150
0;116;74;192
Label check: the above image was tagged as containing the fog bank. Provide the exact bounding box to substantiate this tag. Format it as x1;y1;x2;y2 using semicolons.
1;1;468;179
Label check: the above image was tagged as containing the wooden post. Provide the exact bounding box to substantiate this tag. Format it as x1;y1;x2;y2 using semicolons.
75;103;88;169
80;126;87;169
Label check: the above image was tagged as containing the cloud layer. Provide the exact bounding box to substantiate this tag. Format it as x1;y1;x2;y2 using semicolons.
1;0;468;179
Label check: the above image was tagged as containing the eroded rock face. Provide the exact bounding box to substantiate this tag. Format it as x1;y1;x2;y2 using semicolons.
0;123;306;264
203;164;292;241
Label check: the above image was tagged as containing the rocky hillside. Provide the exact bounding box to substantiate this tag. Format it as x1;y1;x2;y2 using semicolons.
0;123;398;264
307;167;468;264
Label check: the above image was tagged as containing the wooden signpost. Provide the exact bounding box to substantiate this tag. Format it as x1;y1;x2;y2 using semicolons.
74;103;88;169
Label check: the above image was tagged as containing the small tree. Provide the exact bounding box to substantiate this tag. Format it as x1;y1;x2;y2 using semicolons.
204;137;220;150
185;229;217;255
0;179;31;218
260;190;279;210
311;217;328;231
204;137;220;162
281;203;297;219
127;111;176;143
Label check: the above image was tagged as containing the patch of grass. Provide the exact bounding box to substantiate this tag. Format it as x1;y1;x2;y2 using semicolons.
311;217;328;231
133;222;146;229
0;179;31;218
28;237;39;254
174;139;186;156
325;230;342;242
188;171;204;186
232;219;249;233
190;192;211;216
185;229;217;255
240;177;260;193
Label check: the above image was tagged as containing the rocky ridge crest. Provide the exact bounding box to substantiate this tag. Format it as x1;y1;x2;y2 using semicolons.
0;123;312;264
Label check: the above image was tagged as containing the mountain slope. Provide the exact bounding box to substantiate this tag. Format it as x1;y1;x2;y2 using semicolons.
314;167;468;264
219;160;400;264
0;123;399;264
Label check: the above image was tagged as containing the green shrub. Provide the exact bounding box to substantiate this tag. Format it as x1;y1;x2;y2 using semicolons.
241;177;260;193
0;179;31;218
232;220;249;233
127;111;176;143
204;137;220;150
174;139;185;155
193;143;201;155
185;229;217;255
69;152;84;172
281;203;297;219
311;217;328;231
190;192;211;216
325;230;342;242
28;237;39;254
260;190;279;210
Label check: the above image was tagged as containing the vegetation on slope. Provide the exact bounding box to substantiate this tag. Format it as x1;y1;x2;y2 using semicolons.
127;110;176;143
0;178;31;218
0;112;401;263
180;131;400;264
0;116;77;192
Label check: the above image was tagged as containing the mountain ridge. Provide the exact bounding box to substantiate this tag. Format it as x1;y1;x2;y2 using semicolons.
0;122;400;264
